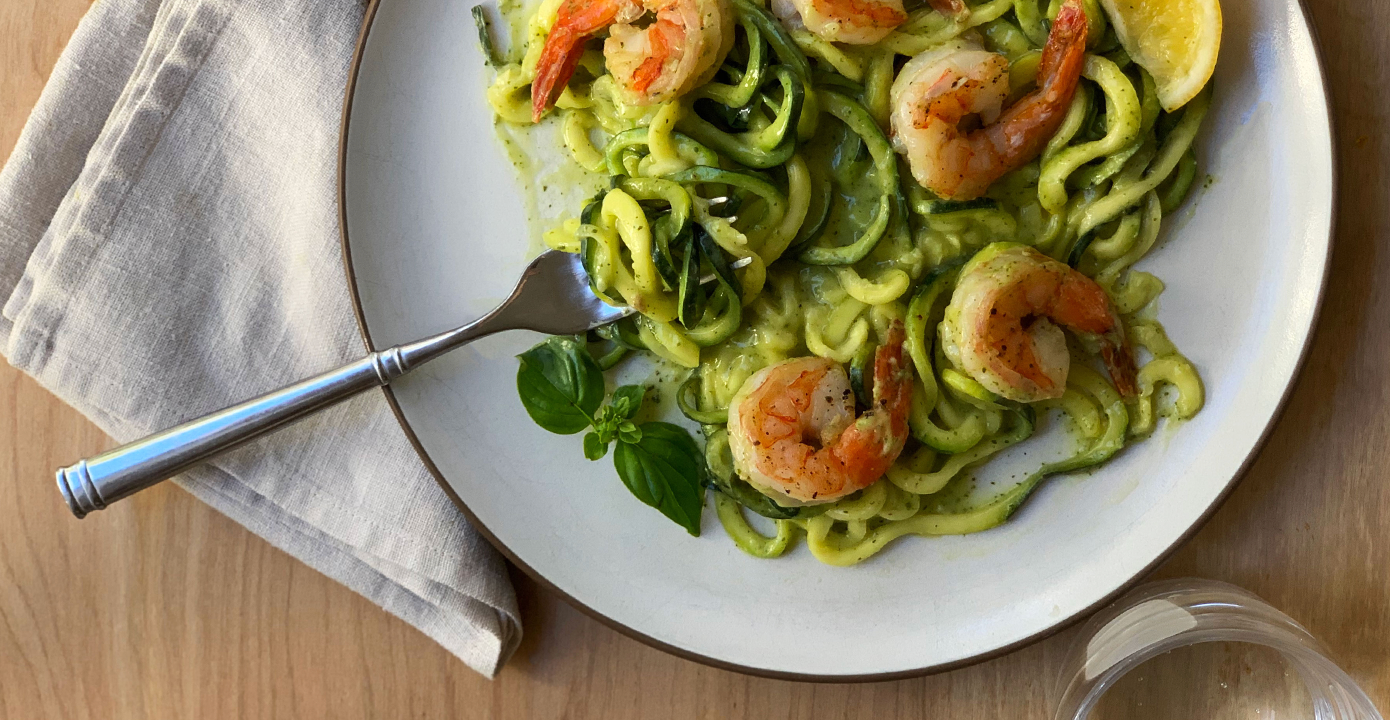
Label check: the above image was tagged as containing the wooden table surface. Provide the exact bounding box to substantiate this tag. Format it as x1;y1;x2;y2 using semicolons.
2;0;1386;717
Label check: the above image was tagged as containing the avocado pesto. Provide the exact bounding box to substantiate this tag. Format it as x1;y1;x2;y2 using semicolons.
482;0;1214;564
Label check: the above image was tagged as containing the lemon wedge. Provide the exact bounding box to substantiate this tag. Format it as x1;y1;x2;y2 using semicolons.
1099;0;1222;111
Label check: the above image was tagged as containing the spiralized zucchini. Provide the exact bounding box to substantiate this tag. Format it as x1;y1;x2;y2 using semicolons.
486;0;1211;564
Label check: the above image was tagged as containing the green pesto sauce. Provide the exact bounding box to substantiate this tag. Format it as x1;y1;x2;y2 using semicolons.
491;119;607;256
484;0;608;256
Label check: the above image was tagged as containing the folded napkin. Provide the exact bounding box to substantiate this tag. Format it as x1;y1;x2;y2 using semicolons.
0;0;520;675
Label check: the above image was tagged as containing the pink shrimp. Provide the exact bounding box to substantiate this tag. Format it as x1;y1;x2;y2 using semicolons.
941;244;1138;403
889;0;1088;200
771;0;967;45
726;322;913;506
772;0;908;44
530;0;734;122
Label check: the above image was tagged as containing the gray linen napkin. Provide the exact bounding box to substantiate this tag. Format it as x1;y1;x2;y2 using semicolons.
0;0;520;675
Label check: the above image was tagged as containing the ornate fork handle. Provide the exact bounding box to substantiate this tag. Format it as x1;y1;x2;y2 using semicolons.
57;309;513;518
55;250;632;518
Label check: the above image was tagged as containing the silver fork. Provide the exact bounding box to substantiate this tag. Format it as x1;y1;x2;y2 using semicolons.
55;250;634;518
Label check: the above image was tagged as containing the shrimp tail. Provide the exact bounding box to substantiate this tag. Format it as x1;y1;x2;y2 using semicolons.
1052;258;1137;398
1038;0;1088;88
1101;337;1139;399
828;321;912;485
531;29;586;122
531;0;625;122
975;0;1086;184
856;320;912;461
872;320;912;432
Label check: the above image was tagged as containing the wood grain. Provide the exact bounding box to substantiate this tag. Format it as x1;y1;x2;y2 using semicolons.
1;0;1386;717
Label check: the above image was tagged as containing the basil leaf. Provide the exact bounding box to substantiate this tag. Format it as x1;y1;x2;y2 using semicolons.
583;431;608;460
592;384;648;445
610;384;647;420
613;422;706;535
617;422;642;444
516;336;605;434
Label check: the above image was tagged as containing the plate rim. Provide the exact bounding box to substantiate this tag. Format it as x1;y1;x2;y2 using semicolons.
336;0;1338;682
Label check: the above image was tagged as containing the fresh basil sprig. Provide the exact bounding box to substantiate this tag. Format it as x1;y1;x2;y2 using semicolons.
516;337;706;535
585;384;644;459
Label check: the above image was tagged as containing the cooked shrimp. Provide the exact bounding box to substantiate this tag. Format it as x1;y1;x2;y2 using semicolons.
889;0;1088;200
727;321;913;506
530;0;735;121
941;243;1137;403
771;0;907;44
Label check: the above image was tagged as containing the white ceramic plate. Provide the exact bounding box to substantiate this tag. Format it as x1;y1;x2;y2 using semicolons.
340;0;1333;678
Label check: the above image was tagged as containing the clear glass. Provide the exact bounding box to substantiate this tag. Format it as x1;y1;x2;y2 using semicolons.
1086;640;1314;718
1054;579;1382;720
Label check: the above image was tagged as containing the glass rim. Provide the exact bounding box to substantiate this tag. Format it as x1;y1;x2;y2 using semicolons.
1053;577;1382;720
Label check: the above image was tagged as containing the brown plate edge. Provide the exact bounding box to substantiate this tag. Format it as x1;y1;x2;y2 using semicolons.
334;0;1338;683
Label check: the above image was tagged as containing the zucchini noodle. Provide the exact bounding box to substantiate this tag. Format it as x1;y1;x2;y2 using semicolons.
485;0;1214;564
